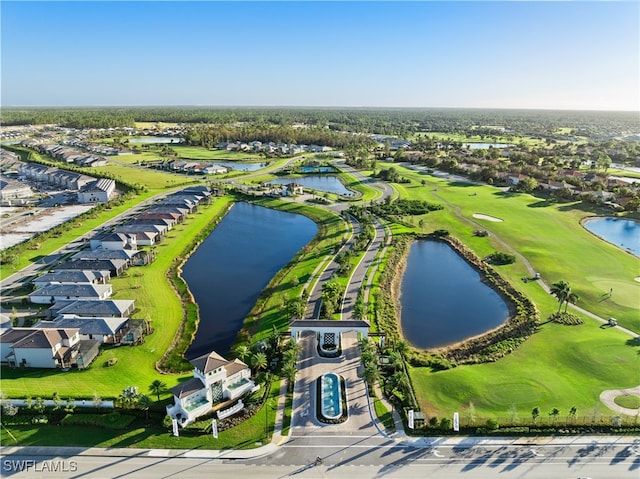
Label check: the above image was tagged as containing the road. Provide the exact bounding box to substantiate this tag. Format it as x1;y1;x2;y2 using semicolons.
2;438;638;478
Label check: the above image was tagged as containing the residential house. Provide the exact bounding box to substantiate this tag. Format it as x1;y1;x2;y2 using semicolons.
32;270;111;289
51;299;135;319
34;316;129;344
78;178;116;203
28;283;113;304
53;258;128;277
166;351;256;427
89;232;137;251
0;327;99;369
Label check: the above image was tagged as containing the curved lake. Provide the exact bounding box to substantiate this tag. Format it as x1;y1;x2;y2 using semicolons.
583;217;640;257
400;240;509;349
182;202;317;359
269;175;350;195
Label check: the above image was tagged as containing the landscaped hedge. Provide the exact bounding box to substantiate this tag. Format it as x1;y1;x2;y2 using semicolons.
61;412;136;429
549;311;584;325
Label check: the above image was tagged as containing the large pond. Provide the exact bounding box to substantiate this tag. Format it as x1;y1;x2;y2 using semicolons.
462;142;512;149
214;161;267;172
399;240;510;349
583;217;640;257
182;202;317;359
269;175;350;195
128;136;184;144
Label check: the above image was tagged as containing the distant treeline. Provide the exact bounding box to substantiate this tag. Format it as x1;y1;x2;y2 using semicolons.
1;106;638;138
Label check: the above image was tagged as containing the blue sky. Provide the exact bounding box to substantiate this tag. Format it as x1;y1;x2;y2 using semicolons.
2;1;638;110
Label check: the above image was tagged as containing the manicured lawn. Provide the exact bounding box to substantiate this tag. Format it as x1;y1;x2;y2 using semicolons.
89;163;197;190
368;161;640;422
614;395;640;409
170;146;263;160
0;379;283;450
409;318;639;420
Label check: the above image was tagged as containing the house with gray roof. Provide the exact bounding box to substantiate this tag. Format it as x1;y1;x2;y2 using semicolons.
72;248;137;263
0;327;99;369
89;232;137;251
35;316;129;344
28;283;113;304
51;299;135;318
166;350;256;427
32;270;110;289
78;178;116;203
53;258;128;276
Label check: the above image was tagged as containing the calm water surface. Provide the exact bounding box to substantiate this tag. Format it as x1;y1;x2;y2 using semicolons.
584;217;640;257
183;202;317;358
400;240;509;349
128;136;184;144
269;175;350;195
215;161;267;172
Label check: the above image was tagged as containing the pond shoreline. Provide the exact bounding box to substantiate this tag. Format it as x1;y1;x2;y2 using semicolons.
388;233;537;365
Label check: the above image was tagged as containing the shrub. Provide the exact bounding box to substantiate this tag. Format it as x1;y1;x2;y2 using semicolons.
549;312;584;325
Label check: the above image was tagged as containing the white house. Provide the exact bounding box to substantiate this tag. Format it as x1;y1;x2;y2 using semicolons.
0;327;85;368
78;178;116;203
166;351;257;427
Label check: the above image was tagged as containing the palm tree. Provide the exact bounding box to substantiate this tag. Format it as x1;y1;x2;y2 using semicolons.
234;344;250;363
363;363;380;388
251;352;268;372
393;339;409;359
550;280;571;312
282;362;297;392
564;291;579;312
137;394;151;420
149;379;167;401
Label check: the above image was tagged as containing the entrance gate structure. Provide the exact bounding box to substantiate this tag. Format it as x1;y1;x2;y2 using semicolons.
289;319;370;345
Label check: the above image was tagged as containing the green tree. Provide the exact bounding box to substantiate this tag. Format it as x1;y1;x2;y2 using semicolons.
137;394;151;420
550;280;571;313
251;352;268;372
531;406;540;425
149;380;167;401
549;407;560;425
564;291;579;312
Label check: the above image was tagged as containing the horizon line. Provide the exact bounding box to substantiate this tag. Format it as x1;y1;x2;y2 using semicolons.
2;105;639;114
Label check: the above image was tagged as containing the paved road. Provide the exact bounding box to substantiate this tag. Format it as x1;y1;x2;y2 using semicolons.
2;438;638;478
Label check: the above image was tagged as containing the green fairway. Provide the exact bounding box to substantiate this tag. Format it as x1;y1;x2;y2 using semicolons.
170;145;263;160
370;160;640;423
379;161;639;332
410;319;639;420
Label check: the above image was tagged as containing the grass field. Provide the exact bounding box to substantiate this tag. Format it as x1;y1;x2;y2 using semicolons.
170;146;263;160
371;161;640;419
378;161;640;332
410;317;638;420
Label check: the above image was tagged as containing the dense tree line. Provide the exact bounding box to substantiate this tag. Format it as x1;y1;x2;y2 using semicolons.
2;107;638;140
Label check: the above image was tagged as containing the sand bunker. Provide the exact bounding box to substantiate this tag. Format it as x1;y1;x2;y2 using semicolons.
472;213;503;222
635;277;640;283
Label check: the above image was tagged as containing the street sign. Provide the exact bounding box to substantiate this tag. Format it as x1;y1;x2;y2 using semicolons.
212;419;218;439
453;412;459;431
172;418;179;437
408;409;414;429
